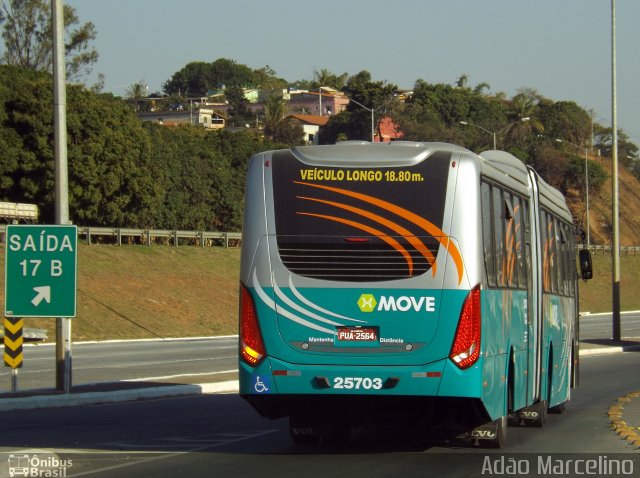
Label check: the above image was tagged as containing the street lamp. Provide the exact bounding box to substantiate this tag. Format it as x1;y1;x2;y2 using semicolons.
556;138;590;247
348;97;385;142
460;117;530;150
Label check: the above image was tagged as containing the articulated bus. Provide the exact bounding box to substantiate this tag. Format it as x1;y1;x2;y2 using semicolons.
239;141;590;447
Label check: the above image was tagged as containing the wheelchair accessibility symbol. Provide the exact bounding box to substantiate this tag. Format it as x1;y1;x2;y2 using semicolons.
254;375;271;393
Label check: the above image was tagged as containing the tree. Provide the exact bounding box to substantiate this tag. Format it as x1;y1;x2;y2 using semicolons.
224;84;251;124
263;94;284;135
592;124;638;164
263;93;304;146
163;58;257;97
324;70;396;142
409;80;473;127
538;99;591;147
162;61;213;97
1;0;97;80
313;68;348;90
125;80;148;112
252;65;287;91
455;74;469;88
261;94;304;146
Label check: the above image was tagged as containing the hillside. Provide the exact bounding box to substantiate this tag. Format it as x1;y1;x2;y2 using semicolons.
565;154;640;246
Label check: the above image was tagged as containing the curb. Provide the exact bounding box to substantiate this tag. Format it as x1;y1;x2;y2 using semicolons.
0;380;240;412
579;344;640;356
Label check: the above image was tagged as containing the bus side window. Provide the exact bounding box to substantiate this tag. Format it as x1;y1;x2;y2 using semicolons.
539;210;549;292
559;223;572;296
481;182;496;287
504;192;518;288
546;218;558;293
493;187;505;287
555;218;565;295
513;195;526;289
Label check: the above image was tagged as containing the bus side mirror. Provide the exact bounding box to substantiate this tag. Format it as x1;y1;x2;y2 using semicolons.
578;249;593;281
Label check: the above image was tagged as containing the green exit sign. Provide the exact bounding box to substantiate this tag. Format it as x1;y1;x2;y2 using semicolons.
4;225;77;318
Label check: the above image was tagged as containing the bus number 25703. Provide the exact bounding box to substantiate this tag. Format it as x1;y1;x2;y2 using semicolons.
333;377;383;390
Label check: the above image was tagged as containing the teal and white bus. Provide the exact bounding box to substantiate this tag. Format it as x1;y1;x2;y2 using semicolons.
239;141;590;447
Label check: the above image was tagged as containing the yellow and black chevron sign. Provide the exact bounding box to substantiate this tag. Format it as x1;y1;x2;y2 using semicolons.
4;317;24;368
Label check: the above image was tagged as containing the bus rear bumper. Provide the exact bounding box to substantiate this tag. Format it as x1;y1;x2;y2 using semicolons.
241;355;485;412
240;357;491;432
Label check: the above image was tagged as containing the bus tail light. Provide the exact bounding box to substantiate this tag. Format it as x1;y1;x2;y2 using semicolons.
449;285;481;369
240;283;266;366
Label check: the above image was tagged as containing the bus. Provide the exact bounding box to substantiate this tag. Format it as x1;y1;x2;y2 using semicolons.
238;141;591;448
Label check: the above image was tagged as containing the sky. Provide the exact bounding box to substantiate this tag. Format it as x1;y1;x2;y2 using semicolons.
65;0;640;146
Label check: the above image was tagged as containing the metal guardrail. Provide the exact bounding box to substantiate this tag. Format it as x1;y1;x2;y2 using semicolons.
0;224;242;247
581;245;640;255
1;224;639;253
79;227;243;247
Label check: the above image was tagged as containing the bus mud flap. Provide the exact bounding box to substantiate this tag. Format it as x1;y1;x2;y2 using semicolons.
511;400;547;427
458;416;507;448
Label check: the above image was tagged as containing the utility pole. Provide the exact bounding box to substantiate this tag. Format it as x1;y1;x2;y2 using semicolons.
611;0;621;342
52;0;72;392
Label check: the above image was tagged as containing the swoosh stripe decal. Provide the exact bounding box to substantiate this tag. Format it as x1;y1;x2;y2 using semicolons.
297;195;437;277
288;276;365;323
273;280;343;326
297;212;415;275
294;181;464;284
252;270;335;335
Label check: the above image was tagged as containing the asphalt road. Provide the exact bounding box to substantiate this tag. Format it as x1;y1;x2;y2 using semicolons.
2;312;639;393
1;313;639;393
0;336;238;393
0;351;638;477
580;311;640;341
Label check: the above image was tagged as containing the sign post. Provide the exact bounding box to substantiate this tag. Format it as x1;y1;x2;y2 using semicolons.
4;224;77;392
4;317;24;392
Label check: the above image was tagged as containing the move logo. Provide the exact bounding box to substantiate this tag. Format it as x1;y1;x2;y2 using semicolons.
357;294;377;312
357;293;436;313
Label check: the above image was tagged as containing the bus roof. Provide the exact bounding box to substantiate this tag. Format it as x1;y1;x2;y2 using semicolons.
291;141;473;167
479;150;530;187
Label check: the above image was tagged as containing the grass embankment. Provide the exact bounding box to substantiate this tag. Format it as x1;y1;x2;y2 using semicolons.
578;253;640;314
0;244;241;342
0;246;638;342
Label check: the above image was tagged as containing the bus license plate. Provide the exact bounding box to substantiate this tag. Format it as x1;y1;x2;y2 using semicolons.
336;327;378;342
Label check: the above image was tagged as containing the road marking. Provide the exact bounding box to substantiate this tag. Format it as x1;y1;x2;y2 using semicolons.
103;430;278;451
123;369;237;382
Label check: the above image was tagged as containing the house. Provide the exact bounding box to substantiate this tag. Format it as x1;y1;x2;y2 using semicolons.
137;108;227;129
287;88;349;116
285;114;329;144
374;116;404;142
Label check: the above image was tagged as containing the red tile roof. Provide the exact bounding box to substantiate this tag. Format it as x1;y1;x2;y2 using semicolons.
286;114;330;126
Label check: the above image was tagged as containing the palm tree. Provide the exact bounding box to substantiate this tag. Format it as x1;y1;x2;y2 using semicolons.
126;81;148;111
314;68;332;88
506;88;545;146
263;94;284;135
313;68;348;90
455;74;469;88
474;82;491;94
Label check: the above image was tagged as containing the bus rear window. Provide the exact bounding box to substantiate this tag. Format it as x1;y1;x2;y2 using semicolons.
271;151;451;282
